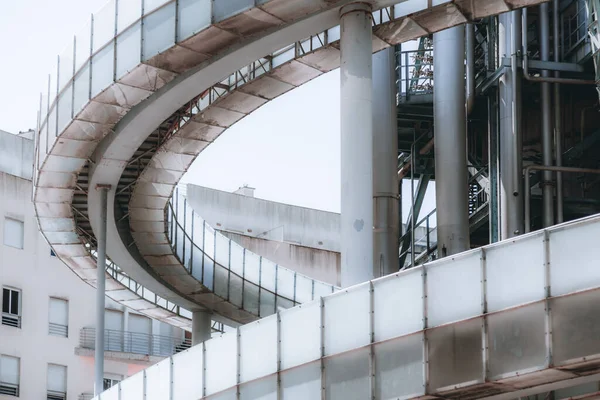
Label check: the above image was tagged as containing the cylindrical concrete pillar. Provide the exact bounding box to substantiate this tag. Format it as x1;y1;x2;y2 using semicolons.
433;26;470;257
340;3;374;287
94;185;110;396
192;310;212;346
373;47;399;278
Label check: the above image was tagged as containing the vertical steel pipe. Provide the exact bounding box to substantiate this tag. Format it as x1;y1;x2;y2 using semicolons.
466;24;476;115
94;185;110;396
540;3;555;227
340;3;374;287
373;47;399;277
192;310;212;346
499;11;524;239
433;26;470;256
553;0;564;223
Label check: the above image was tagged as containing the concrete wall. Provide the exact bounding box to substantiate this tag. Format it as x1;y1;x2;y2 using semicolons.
0;170;182;399
187;184;341;252
221;231;341;286
0;130;33;180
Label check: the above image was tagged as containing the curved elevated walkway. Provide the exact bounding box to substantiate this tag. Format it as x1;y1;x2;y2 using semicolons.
96;215;600;400
33;0;545;325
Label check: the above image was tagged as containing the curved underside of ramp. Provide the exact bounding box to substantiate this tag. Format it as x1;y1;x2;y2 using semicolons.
34;0;546;325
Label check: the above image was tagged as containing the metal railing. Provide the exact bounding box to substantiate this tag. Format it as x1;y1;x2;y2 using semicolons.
79;327;191;358
562;0;589;58
397;42;434;102
1;313;21;329
49;322;68;337
399;209;438;268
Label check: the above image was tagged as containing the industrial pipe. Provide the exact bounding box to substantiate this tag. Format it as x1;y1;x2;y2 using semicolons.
466;23;476;115
524;165;600;232
522;9;596;85
553;0;564;223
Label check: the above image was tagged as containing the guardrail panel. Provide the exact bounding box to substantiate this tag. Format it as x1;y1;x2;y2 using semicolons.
172;344;204;399
549;220;600;296
486;233;545;312
145;358;171;400
119;371;144;400
324;347;371;400
280;361;321;399
205;331;237;395
280;301;321;370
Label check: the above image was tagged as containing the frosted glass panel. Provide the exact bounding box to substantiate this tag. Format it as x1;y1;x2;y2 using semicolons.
277;267;295;300
214;263;229;299
203;254;214;289
207;388;237;400
117;22;142;79
295;275;313;303
118;0;142;32
229;273;244;307
395;0;427;17
487;302;546;378
102;385;119;400
324;283;370;355
73;64;90;115
239;375;277;400
428;317;483;391
374;333;425;399
373;268;423;342
230;242;244;276
280;301;321;369
144;0;168;14
281;361;321;400
260;259;277;293
59;43;75;88
486;233;545;312
93;0;116;52
213;0;253;22
314;281;333;298
552;289;600;365
240;315;277;382
142;3;176;61
57;86;73;132
75;22;92;70
243;282;260;315
91;42;115;97
172;345;203;399
145;358;171;400
324;348;370;400
245;252;260;282
427;251;482;327
215;234;229;267
260;290;276;317
120;371;144;400
177;0;212;41
549;221;600;296
204;226;215;257
205;332;237;395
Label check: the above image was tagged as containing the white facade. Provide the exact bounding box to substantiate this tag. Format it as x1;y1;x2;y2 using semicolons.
0;133;184;400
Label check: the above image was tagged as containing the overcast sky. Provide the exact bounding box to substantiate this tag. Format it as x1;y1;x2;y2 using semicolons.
0;0;436;219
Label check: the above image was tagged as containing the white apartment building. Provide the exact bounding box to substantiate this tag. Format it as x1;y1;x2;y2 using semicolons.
0;130;187;400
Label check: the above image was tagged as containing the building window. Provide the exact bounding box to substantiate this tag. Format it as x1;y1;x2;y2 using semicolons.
2;288;21;329
103;376;121;391
47;364;67;400
48;298;68;337
3;218;24;249
0;355;20;397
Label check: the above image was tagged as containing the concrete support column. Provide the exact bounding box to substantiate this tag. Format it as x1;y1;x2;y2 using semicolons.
498;12;524;239
94;185;110;396
192;310;212;346
340;2;374;287
433;26;470;257
373;47;399;277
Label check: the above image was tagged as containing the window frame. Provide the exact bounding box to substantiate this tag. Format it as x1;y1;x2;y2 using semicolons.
2;288;21;329
3;217;24;250
46;363;67;400
48;297;69;338
0;354;20;397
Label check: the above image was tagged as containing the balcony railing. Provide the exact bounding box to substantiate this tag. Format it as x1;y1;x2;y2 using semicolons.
1;313;21;329
0;382;19;397
79;327;191;358
49;322;68;337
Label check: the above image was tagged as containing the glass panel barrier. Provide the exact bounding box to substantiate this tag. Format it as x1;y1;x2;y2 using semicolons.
276;267;295;301
260;258;277;293
116;22;142;79
240;314;277;382
91;42;115;98
324;347;370;400
280;301;321;369
142;2;176;61
239;375;277;400
177;0;212;42
75;21;92;71
486;232;545;312
145;358;171;400
324;283;370;356
205;332;237;395
280;361;321;399
119;371;144;400
118;0;142;33
93;0;116;52
427;250;482;327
